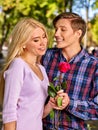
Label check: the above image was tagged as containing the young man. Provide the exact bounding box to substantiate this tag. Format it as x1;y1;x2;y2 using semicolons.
42;12;98;130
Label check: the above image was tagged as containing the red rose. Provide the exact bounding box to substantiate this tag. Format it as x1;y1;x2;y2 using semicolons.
58;62;70;73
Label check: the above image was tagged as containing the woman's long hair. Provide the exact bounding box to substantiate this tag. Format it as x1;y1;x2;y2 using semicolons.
0;17;48;105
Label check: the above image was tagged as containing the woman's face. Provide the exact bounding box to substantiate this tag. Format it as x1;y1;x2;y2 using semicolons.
25;27;48;56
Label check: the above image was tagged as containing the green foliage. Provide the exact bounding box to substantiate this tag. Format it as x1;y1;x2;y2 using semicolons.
93;0;98;9
91;15;98;45
0;0;65;47
1;0;98;48
47;28;54;48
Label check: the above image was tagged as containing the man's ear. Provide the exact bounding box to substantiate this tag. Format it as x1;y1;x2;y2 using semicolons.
76;29;82;38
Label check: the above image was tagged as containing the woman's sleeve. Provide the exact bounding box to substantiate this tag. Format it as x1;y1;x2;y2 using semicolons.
3;60;24;123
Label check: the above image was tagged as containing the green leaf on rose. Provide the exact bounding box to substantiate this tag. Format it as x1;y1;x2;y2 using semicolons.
48;82;57;97
53;77;59;81
57;97;62;107
49;82;57;93
61;81;67;90
55;85;61;92
66;115;71;122
50;109;55;119
48;86;56;97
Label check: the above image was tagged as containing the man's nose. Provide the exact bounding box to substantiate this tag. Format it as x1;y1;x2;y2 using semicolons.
55;29;60;37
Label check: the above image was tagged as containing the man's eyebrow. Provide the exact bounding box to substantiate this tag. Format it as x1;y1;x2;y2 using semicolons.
55;25;67;28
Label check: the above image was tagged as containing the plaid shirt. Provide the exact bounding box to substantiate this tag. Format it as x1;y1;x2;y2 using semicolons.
42;48;98;130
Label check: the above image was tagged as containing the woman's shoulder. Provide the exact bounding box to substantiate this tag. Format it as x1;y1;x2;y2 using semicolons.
7;57;27;72
10;57;25;67
4;57;26;78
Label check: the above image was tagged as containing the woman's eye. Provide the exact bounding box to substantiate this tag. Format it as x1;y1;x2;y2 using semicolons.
33;39;39;42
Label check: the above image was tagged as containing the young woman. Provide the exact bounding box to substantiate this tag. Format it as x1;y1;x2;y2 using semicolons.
0;18;56;130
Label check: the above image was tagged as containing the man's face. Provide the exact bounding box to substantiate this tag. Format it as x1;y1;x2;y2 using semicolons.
54;19;80;49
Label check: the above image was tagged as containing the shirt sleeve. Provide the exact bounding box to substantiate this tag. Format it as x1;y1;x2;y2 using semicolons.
3;59;24;123
67;67;98;120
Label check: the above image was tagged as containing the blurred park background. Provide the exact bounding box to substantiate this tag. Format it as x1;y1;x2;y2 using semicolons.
0;0;98;130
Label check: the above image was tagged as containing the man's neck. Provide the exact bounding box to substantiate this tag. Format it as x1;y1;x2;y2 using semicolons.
62;45;81;62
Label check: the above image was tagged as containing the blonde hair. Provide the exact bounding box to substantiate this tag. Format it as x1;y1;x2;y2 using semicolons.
0;17;48;104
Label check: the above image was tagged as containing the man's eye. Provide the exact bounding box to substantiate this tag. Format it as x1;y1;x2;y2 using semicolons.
55;28;57;32
43;35;46;38
61;29;67;31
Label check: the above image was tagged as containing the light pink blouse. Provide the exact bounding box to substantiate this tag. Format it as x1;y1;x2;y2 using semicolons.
2;58;49;130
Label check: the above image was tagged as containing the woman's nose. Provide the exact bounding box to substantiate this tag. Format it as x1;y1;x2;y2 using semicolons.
40;38;47;46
